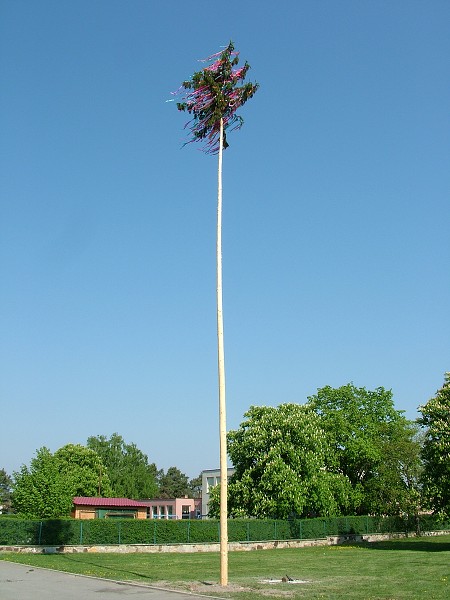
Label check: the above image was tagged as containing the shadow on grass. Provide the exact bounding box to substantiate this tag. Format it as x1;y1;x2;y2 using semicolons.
57;554;156;581
349;539;450;552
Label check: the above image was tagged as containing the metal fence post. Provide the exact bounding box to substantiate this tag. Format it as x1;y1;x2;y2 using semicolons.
38;521;43;545
79;521;83;545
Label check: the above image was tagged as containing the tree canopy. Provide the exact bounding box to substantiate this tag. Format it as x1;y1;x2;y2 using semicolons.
209;385;422;519
12;444;111;518
0;468;12;513
188;473;203;498
209;404;354;519
158;467;191;499
307;384;421;515
86;433;158;500
174;41;258;153
418;372;450;517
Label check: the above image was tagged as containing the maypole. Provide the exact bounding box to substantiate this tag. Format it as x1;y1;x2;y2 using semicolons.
172;43;258;586
216;116;228;584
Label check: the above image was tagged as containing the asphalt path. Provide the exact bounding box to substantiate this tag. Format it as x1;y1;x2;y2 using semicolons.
0;560;220;600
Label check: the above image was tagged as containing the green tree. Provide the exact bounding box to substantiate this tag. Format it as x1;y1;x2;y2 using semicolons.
307;384;421;515
0;468;13;513
209;404;353;519
189;473;203;498
54;444;112;498
418;372;450;517
363;425;423;517
158;467;191;498
87;433;158;499
11;444;111;518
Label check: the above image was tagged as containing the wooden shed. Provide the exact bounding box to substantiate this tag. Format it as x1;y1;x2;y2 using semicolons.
72;497;148;519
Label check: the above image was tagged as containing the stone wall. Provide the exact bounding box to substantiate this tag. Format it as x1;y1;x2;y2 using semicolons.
1;530;449;555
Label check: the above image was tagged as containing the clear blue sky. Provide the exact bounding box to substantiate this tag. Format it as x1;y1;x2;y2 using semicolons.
1;1;449;480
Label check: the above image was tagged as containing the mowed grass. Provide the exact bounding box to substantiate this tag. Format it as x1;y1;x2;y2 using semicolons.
1;535;450;599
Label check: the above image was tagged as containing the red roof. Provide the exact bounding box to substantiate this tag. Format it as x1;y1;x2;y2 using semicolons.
73;497;149;508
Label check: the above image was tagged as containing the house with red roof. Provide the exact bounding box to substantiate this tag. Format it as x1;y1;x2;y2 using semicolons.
72;496;202;520
72;497;148;520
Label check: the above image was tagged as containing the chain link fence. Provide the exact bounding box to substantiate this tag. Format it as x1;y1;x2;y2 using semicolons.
1;514;449;546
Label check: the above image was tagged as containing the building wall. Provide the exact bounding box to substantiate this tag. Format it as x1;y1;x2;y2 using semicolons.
72;498;201;520
144;498;201;520
72;506;147;519
74;508;96;519
201;468;235;518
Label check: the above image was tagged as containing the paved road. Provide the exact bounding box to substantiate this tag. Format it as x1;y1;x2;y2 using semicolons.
0;561;218;600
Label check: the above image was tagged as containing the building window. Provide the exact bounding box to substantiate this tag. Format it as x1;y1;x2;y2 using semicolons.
181;505;190;520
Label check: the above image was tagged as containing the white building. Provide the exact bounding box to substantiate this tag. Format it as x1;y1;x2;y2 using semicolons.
201;467;235;518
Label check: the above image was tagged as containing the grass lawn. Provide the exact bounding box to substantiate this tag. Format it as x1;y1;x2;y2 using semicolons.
1;535;450;599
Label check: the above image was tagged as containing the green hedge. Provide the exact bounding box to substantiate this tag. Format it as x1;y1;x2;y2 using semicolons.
1;514;449;547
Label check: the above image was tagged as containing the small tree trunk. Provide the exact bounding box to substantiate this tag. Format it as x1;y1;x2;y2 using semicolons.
217;117;228;586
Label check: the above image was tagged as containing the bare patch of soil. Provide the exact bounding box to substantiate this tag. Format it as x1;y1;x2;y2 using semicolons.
153;579;298;597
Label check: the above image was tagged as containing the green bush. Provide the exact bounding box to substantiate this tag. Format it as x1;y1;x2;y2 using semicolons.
79;519;120;545
118;520;154;544
0;518;41;544
187;520;220;543
419;513;450;532
229;520;248;542
154;520;189;544
1;514;449;546
39;519;79;545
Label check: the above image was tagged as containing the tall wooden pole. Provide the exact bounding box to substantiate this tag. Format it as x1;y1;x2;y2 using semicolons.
217;117;228;586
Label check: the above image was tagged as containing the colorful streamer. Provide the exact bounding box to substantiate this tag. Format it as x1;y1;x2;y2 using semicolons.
173;42;258;154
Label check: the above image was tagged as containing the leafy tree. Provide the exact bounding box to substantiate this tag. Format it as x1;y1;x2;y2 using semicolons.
209;404;354;519
86;433;158;499
54;444;112;498
11;444;111;518
0;468;13;513
189;473;203;498
158;467;191;499
363;425;423;517
307;384;422;515
418;372;450;517
12;447;67;518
